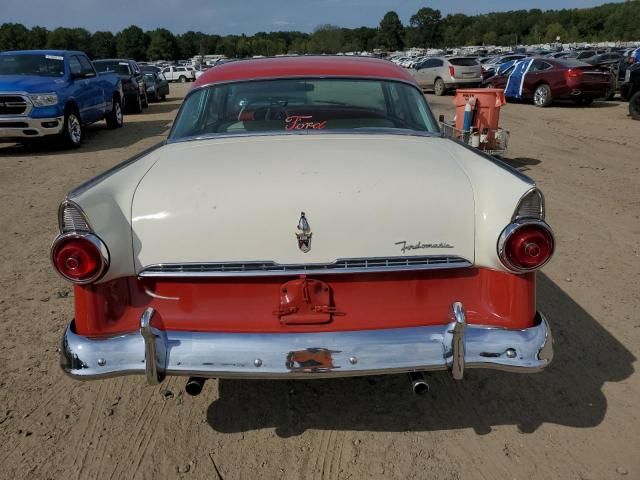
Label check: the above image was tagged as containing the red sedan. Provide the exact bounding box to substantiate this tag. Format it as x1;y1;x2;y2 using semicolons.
484;58;612;106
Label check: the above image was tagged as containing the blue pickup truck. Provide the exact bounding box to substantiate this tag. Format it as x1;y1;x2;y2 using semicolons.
0;50;124;148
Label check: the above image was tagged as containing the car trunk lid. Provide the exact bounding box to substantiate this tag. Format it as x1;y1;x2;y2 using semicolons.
131;134;476;271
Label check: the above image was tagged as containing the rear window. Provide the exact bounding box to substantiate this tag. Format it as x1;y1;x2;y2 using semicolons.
94;61;131;76
448;58;478;67
170;78;438;140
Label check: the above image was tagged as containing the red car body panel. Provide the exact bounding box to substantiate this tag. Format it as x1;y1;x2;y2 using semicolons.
73;269;536;337
488;58;610;100
193;56;418;88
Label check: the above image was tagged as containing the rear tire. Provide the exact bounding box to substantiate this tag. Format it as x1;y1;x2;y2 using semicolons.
105;97;123;129
58;108;82;149
533;84;552;107
434;78;446;96
179;75;187;83
629;91;640;120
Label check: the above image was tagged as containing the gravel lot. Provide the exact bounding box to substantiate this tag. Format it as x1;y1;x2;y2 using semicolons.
0;82;638;480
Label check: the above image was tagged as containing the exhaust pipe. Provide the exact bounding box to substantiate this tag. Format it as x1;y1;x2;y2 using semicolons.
185;377;206;396
409;372;430;395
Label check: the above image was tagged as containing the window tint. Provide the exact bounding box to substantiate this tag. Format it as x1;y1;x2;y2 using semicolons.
78;55;95;75
69;56;82;75
0;53;65;77
177;67;186;72
531;60;552;72
449;58;478;67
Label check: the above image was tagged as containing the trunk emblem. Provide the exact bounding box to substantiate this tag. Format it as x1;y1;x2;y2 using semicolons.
296;212;312;253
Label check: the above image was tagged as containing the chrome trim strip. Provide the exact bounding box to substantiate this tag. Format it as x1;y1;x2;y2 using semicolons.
57;199;92;233
512;187;545;222
167;128;439;146
497;220;555;273
67;141;166;199
138;256;472;277
59;311;553;381
50;232;110;284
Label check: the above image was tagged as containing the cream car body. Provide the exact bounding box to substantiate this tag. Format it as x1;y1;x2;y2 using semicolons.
54;57;554;391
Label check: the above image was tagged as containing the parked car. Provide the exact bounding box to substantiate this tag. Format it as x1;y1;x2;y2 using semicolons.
621;64;640;119
484;58;611;106
0;50;123;148
482;54;527;79
142;71;169;101
55;56;554;393
412;56;481;95
583;52;622;66
141;65;162;75
162;65;195;82
563;50;598;61
93;59;147;113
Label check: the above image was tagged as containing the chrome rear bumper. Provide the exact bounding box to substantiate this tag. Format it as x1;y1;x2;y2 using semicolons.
60;303;553;383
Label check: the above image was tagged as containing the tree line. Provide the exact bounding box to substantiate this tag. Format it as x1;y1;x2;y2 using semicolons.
0;1;638;60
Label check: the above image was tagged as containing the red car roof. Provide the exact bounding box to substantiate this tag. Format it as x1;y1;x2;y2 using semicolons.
193;56;417;88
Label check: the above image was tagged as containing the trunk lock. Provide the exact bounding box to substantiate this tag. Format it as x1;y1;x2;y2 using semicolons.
274;276;343;325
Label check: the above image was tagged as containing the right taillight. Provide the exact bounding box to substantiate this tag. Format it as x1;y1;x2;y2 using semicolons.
51;234;109;284
498;222;555;272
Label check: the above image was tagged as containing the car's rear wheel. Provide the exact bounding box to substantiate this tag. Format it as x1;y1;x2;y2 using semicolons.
533;84;552;107
629;91;640;120
434;78;446;96
59;108;82;149
105;97;123;129
179;75;187;83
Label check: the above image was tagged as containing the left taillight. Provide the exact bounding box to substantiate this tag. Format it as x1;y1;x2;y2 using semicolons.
53;200;108;284
498;222;555;272
449;65;455;78
51;234;109;284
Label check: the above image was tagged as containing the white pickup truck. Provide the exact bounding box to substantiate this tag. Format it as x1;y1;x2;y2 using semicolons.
161;66;195;83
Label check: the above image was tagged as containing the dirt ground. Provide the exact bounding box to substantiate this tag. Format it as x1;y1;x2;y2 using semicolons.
0;82;638;480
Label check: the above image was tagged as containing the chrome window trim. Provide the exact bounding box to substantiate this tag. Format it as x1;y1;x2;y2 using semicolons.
167;128;440;145
50;232;111;284
497;220;555;273
138;255;472;278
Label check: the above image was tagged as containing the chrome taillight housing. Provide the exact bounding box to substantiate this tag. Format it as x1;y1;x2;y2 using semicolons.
499;188;554;272
52;200;109;284
498;221;555;272
51;233;109;284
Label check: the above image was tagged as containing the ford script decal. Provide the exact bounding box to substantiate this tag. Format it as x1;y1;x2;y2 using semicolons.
395;241;454;254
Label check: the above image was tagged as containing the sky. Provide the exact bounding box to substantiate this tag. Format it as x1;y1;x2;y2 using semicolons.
1;0;623;35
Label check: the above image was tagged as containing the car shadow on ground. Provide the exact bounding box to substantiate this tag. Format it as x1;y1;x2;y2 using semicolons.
502;157;542;173
0;119;171;157
206;273;635;437
141;101;183;116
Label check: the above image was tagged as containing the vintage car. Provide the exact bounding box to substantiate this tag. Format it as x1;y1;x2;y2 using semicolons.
54;56;554;395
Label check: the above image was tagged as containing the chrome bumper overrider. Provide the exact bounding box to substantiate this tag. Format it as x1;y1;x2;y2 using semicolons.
60;303;553;383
